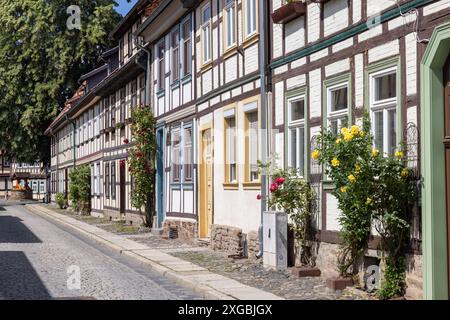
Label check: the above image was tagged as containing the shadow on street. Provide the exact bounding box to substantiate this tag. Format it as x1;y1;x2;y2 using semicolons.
0;251;52;300
0;215;42;243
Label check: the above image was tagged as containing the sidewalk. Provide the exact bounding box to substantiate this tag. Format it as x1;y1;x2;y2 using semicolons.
24;204;283;300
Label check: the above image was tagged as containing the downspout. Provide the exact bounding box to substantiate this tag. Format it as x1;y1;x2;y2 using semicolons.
64;114;76;169
135;41;152;106
256;0;270;259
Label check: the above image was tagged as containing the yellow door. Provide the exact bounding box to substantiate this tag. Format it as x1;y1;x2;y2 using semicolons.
200;128;213;238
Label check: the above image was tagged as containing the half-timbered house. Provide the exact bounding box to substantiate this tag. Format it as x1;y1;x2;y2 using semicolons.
0;150;12;198
269;0;450;300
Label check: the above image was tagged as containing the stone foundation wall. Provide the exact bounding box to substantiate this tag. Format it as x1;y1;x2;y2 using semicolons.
246;231;260;259
210;224;244;256
210;225;260;258
9;190;33;201
311;241;423;299
162;220;196;239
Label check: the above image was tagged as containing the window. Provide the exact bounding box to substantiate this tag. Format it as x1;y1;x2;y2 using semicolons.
119;39;124;66
225;112;237;183
172;29;180;82
245;105;259;182
111;161;116;200
40;181;45;193
288;97;306;176
139;76;145;105
120;87;126;123
183;127;193;182
104;98;110;129
327;83;349;136
91;164;95;196
224;0;236;50
128;31;133;57
110;93;116;127
131;80;137;109
245;0;257;38
370;67;398;156
105;162;110;198
96;163;101;195
172;129;181;182
201;4;211;64
158;42;165;91
182;20;191;76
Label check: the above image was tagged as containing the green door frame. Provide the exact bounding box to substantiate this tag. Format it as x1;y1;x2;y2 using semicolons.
421;22;450;300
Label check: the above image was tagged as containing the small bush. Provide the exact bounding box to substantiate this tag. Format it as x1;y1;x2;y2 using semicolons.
55;193;67;209
68;165;91;215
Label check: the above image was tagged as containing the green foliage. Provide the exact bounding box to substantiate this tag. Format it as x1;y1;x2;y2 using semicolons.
55;192;67;209
314;115;418;298
267;168;316;266
128;105;157;227
0;0;121;163
68;165;91;214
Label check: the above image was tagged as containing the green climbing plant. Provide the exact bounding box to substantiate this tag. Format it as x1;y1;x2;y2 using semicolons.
128;105;156;228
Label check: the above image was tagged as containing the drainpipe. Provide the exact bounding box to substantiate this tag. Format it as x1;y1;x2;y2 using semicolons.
135;40;152;106
256;0;270;259
64;114;76;169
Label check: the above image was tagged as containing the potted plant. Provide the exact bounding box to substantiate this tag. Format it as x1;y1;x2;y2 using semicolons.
272;0;306;24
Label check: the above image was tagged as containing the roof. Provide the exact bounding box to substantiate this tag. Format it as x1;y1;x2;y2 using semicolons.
44;84;86;135
109;0;150;40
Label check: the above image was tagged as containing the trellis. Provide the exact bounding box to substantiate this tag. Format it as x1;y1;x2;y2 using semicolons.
403;122;422;249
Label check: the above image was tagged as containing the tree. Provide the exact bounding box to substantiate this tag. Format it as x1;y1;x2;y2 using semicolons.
0;0;124;164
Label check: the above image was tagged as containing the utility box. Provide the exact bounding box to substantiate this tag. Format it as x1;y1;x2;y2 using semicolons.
263;211;288;271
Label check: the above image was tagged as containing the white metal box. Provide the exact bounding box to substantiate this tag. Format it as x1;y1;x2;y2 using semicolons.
263;211;287;271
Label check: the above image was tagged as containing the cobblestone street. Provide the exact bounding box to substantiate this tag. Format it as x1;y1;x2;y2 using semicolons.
0;202;201;300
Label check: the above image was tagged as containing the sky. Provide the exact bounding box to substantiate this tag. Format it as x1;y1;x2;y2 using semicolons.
115;0;139;16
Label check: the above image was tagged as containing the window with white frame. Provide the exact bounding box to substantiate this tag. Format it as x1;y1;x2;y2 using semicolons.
182;19;191;76
172;29;180;82
224;111;237;183
327;82;349;136
183;126;193;182
370;67;398;156
288;96;306;176
158;42;165;91
171;129;181;182
245;104;259;182
201;4;211;64
224;0;236;50
245;0;257;38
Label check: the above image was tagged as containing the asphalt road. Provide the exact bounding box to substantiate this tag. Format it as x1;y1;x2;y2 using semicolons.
0;202;201;300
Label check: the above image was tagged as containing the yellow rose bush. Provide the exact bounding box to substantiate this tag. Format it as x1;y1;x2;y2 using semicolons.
315;115;418;299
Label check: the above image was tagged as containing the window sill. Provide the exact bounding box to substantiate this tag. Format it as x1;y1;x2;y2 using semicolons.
242;182;261;190
242;33;259;49
223;46;238;59
171;80;180;90
200;61;213;74
156;90;165;98
181;74;192;84
223;182;239;190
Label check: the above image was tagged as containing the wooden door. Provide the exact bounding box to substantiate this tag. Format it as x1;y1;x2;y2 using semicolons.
200;128;213;238
120;163;126;214
443;54;450;297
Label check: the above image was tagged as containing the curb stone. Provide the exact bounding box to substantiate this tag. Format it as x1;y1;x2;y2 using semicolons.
24;204;284;301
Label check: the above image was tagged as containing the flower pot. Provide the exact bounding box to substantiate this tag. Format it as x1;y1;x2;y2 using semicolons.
326;277;354;291
292;266;322;278
272;1;306;24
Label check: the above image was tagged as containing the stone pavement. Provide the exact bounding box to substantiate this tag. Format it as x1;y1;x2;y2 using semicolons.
25;204;283;300
0;204;200;300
